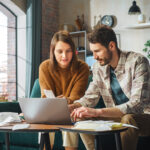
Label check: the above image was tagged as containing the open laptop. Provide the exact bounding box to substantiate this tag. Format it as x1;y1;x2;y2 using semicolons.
18;98;72;125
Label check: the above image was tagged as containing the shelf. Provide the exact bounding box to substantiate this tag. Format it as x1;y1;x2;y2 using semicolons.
77;50;86;53
123;22;150;29
70;30;86;37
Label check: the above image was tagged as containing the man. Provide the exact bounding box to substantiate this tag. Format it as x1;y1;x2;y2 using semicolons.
66;25;150;150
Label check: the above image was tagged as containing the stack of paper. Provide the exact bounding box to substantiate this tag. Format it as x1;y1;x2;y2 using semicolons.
73;120;138;131
0;112;21;126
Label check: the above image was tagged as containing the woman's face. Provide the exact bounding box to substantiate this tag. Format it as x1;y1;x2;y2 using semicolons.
54;41;73;68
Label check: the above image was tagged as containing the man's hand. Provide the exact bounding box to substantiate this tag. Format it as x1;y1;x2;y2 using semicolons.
68;103;82;113
71;107;100;122
70;106;124;122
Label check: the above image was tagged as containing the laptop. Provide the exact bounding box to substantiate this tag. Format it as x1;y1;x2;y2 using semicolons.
18;98;72;125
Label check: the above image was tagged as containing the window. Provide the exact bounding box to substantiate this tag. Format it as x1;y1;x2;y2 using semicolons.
0;3;17;101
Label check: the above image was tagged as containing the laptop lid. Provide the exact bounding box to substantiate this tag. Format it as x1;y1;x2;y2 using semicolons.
18;98;72;125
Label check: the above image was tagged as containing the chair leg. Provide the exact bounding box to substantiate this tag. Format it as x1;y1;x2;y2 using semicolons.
5;132;10;150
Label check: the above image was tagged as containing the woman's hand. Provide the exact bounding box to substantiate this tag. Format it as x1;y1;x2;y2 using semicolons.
57;95;72;104
19;113;25;121
57;95;64;98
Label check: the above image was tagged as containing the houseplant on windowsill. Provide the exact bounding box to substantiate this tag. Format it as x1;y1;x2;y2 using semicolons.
143;40;150;59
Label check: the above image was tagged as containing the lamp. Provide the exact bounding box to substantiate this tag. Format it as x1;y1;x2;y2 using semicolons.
128;1;141;15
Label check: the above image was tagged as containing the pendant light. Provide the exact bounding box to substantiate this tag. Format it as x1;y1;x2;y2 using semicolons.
128;1;141;15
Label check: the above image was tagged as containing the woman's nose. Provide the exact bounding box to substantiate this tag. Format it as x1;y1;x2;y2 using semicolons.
62;52;67;58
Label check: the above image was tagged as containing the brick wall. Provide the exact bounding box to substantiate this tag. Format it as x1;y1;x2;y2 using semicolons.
41;0;59;61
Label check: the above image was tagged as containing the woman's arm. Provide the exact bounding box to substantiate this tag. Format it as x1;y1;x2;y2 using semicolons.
67;62;90;103
39;61;54;98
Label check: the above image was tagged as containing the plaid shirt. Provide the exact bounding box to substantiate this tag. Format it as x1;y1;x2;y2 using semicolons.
76;50;150;114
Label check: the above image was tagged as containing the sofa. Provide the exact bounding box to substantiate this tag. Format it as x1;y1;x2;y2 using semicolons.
0;78;150;150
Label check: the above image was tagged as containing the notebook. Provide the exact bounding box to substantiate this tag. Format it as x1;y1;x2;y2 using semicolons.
18;98;72;125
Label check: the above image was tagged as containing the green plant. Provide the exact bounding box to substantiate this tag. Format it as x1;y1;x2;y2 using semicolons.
143;40;150;59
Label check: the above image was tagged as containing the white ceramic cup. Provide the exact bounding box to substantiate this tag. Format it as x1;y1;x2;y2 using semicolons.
138;14;145;23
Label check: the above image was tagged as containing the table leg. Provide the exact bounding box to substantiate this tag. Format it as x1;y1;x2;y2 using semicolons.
43;133;51;150
5;132;10;150
95;135;103;150
39;133;44;150
115;133;122;150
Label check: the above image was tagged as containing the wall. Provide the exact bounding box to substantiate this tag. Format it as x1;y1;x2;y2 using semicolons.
41;0;59;61
11;0;26;13
90;0;150;56
59;0;90;31
59;0;150;58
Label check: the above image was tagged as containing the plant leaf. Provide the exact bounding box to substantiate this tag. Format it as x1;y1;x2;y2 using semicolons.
143;48;148;52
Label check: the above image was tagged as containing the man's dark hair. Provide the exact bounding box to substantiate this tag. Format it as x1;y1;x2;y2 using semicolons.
88;25;118;48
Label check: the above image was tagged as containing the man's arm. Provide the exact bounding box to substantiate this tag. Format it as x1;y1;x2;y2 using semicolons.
73;62;102;108
115;56;150;114
71;106;124;121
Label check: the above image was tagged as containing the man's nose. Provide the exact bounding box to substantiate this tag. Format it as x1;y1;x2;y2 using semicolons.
93;53;97;59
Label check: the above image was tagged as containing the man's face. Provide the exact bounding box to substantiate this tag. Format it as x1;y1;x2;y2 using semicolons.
89;43;112;66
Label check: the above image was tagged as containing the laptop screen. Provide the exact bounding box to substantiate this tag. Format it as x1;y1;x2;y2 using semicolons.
18;98;72;125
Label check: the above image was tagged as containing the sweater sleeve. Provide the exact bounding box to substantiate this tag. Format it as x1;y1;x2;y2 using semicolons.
67;62;90;104
39;61;54;98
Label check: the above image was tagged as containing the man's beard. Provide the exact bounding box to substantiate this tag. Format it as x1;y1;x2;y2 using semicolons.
96;49;112;66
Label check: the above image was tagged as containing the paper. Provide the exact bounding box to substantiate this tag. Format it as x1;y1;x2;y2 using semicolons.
12;124;30;130
73;120;138;131
0;112;21;126
43;89;55;98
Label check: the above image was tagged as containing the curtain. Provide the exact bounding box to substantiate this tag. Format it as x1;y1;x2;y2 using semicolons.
25;0;41;97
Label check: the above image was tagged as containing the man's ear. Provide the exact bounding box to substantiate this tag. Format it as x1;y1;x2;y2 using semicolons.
108;41;116;50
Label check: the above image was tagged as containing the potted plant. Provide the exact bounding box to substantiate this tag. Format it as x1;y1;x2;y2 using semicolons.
143;40;150;59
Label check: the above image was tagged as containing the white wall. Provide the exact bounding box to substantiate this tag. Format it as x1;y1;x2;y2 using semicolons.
59;0;150;58
59;0;91;31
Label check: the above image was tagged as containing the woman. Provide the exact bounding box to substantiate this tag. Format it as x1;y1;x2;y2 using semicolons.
39;30;89;149
39;30;89;102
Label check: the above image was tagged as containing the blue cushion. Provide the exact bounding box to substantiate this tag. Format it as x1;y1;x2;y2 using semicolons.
30;79;41;98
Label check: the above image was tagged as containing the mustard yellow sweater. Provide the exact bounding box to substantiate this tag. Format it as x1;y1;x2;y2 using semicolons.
39;59;89;104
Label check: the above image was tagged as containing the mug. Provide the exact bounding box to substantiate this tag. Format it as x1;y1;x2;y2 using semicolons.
138;14;145;23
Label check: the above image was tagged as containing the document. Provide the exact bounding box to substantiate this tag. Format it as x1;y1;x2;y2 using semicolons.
43;89;55;98
0;112;21;126
73;120;138;131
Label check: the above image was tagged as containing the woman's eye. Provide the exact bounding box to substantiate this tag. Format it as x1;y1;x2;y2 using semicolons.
57;50;62;54
66;49;72;53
